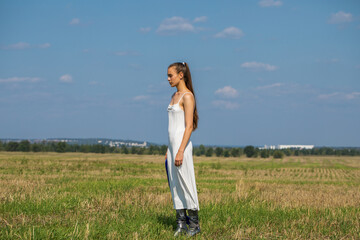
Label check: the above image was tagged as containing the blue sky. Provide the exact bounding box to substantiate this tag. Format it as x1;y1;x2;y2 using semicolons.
0;0;359;146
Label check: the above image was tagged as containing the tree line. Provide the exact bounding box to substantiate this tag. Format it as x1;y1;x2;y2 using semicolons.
1;140;359;157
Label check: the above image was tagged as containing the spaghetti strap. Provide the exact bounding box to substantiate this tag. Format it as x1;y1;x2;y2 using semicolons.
176;92;193;105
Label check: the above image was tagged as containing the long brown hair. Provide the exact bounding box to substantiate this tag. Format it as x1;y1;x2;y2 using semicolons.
168;62;199;131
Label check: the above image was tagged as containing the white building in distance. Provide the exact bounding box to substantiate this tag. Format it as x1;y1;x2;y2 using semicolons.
260;145;314;150
278;145;314;149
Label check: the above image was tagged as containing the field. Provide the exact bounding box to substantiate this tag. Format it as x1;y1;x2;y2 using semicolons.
0;152;359;239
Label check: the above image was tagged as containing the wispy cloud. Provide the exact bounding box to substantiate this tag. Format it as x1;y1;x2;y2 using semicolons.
318;91;360;100
59;74;73;83
345;92;360;100
256;83;283;90
258;0;283;7
156;16;195;35
88;81;98;85
1;42;50;50
212;100;240;110
241;61;278;71
214;27;244;39
328;11;353;24
38;43;51;48
193;16;208;23
215;86;238;98
0;77;41;83
315;58;340;64
133;95;151;101
146;81;169;94
139;27;151;33
69;18;80;25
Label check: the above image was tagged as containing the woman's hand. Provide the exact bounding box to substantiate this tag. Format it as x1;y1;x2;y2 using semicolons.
175;150;184;166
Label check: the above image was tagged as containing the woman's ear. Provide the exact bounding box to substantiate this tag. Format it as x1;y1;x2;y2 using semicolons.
179;71;184;79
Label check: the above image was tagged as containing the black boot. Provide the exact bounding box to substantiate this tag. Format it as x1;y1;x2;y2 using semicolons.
174;209;188;237
187;209;201;237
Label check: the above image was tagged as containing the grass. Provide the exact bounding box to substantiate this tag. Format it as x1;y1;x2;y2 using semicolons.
0;152;359;239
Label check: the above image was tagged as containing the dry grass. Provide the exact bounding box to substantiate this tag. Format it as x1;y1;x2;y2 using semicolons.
1;152;359;239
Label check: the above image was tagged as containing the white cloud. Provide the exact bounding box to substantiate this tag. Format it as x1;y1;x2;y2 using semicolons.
88;81;98;85
70;18;80;25
328;11;353;24
156;16;195;35
193;16;208;23
139;27;151;33
0;77;41;83
1;42;30;50
215;86;238;98
241;61;278;71
258;0;283;7
345;92;360;100
212;100;240;110
214;27;244;39
59;74;73;83
256;83;283;90
133;95;150;101
315;58;341;64
318;91;360;100
38;43;51;48
1;42;51;50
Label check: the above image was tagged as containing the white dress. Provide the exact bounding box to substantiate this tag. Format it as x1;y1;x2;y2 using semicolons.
166;92;200;210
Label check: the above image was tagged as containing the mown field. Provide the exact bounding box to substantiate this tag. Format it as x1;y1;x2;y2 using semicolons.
0;152;359;239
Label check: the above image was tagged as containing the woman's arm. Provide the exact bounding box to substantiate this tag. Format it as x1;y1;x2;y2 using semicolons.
175;93;195;167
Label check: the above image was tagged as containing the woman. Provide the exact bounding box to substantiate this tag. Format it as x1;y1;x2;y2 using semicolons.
165;61;200;237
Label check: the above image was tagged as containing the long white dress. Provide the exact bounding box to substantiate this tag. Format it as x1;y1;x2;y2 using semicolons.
166;92;200;210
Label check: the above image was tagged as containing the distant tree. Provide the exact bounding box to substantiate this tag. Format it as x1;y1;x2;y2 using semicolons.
131;146;137;154
198;144;205;156
215;147;223;157
0;141;3;151
244;145;255;158
80;145;90;153
6;142;19;151
121;145;129;154
160;145;168;155
260;150;270;158
230;148;240;157
205;148;213;157
273;150;284;159
31;143;42;152
283;148;292;156
148;145;156;155
137;147;145;155
91;144;105;153
194;147;201;156
223;149;230;157
56;142;67;153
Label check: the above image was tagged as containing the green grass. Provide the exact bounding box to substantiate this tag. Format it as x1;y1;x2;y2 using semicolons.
0;152;359;239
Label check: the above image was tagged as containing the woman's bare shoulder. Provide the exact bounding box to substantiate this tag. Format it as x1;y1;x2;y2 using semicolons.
182;92;195;106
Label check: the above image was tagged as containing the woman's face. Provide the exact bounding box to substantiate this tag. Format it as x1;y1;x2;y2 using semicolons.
167;66;183;87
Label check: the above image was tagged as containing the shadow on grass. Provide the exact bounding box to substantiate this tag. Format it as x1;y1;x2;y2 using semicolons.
157;213;177;231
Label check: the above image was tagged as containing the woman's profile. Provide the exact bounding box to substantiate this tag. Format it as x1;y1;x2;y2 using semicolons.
165;61;200;237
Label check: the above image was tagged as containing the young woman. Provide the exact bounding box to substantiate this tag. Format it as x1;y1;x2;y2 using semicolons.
165;62;200;237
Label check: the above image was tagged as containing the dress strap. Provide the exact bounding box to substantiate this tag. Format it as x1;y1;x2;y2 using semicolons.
176;92;193;104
